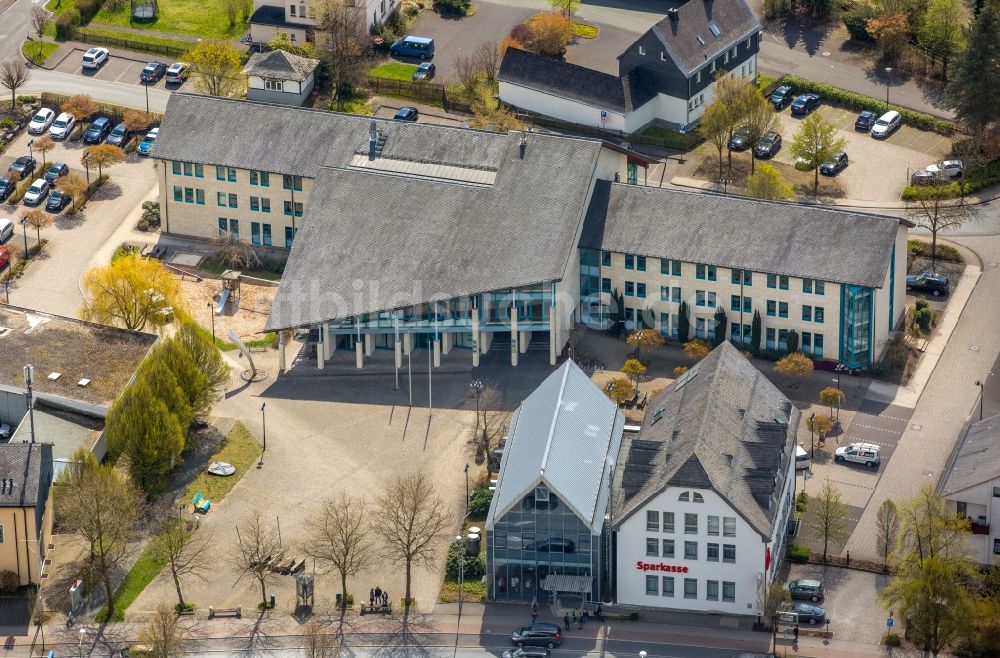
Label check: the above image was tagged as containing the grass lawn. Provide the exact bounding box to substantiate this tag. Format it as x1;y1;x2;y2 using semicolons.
571;22;599;38
182;421;261;503
100;543;170;621
23;41;59;66
369;62;418;82
77;26;195;53
91;0;244;39
198;255;283;281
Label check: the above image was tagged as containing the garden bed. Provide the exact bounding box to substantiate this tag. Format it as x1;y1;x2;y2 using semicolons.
692;150;845;198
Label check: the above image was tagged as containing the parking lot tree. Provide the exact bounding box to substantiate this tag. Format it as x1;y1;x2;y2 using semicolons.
149;516;211;611
526;11;572;57
232;512;283;608
374;471;453;609
315;0;372;108
806;478;850;562
947;6;1000;133
139;602;186;658
0;59;29;111
791;113;846;195
32;134;55;169
83;144;126;180
21;209;52;254
775;351;813;383
806;413;835;441
683;339;711;360
750;310;762;354
188;40;245;98
746;162;794;200
59;173;88;211
123;109;157;134
700;101;732;179
303;492;371;606
61;94;95;122
677;301;690;342
59;461;143;621
819;386;846;417
741;87;780;174
712;308;727;347
875;498;900;573
606;377;634;405
918;0;966;80
905;185;976;264
621;358;646;388
173;321;230;409
626;328;665;362
713;75;756;170
80;254;185;332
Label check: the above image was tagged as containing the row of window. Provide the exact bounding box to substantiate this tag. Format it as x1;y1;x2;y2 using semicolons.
213;192;303;217
209;164;303;191
645;511;737;537
218;218;297;248
645;538;737;562
172;162;204;178
624;281;647;298
173;186;206;205
645;575;736;602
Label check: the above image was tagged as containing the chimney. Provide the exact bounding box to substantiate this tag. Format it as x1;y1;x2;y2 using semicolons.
667;7;679;21
519;136;527;159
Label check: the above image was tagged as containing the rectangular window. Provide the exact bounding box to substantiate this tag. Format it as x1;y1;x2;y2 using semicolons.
803;279;813;294
282;174;303;191
183;162;193;176
815;281;825;295
285;226;296;248
262;223;272;247
184;188;193;203
261;198;271;213
779;328;788;350
659;312;669;335
647;510;660;531
195;163;204;178
723;581;735;602
697;264;717;280
730;322;740;340
218;218;227;234
672;287;681;304
227;167;237;182
663;512;675;533
684;578;697;599
696;318;706;339
662;539;675;558
661;286;670;301
646;575;658;595
196;189;205;205
779;302;788;318
636;256;646;271
723;517;736;537
707;542;719;561
260;171;270;186
172;161;181;175
802;332;812;352
743;297;751;313
646;538;659;556
625;308;634;322
216;165;225;181
730;294;740;311
250;170;259;185
0;524;4;543
250;196;260;212
685;513;698;534
217;192;226;206
766;300;776;317
803;305;812;322
815;307;825;323
723;544;736;563
251;221;261;246
707;580;719;600
602;250;611;267
602;278;612;294
228;193;238;208
708;515;719;535
995;538;1000;554
284;201;304;217
707;292;716;308
637;283;646;299
173;186;182;202
625;254;635;270
814;334;824;357
684;541;698;559
731;270;752;285
767;327;776;350
625;281;635;297
697;264;706;279
662;576;675;597
697;291;707;307
228;219;239;239
779;276;789;290
767;273;776;288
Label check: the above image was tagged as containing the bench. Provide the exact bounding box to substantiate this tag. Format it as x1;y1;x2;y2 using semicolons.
208;606;242;619
359;603;392;616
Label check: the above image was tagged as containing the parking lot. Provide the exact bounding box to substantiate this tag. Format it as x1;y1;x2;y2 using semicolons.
785;563;891;646
53;48;190;92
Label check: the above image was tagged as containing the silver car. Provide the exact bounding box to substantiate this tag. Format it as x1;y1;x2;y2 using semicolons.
926;159;963;179
834;442;881;467
22;179;51;206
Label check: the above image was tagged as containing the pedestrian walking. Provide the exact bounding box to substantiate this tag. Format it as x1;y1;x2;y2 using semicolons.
572;608;579;628
581;609;589;625
595;604;603;622
531;610;538;623
563;613;570;632
369;588;375;606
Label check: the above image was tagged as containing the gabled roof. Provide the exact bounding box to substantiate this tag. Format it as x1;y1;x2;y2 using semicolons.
645;0;762;77
486;361;625;534
939;414;1000;496
613;342;797;539
581;181;906;289
0;443;53;508
243;49;318;82
498;48;656;114
249;4;312;29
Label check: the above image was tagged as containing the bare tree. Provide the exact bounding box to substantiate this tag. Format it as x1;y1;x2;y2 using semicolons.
315;0;372;108
303;618;339;658
58;463;144;620
454;53;482;101
139;601;187;658
22;209;52;254
875;498;901;573
906;186;977;265
148;516;212;610
373;471;453;609
232;512;283;608
0;59;30;110
805;478;850;562
476;40;500;85
302;493;370;605
476;384;508;467
757;580;791;652
31;7;50;38
213;230;263;270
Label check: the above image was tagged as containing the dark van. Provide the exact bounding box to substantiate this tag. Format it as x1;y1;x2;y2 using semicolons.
390;35;435;59
511;623;563;649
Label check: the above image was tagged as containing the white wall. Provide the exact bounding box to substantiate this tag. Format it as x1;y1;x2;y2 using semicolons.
873;224;909;358
945;481;999;565
499;82;627;132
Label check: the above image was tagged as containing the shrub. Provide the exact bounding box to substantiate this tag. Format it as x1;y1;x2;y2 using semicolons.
914;307;933;332
16;95;37;104
0;570;18;593
445;540;485;580
672;365;688;377
915;297;929;311
885;633;901;647
900;158;1000;200
0;118;15;130
75;0;104;22
907;239;963;264
796;491;808;513
468;480;493;518
778;75;956;135
434;0;471;15
55;8;81;39
868;360;890;376
525;12;572;57
509;23;532;43
683;339;711;360
842;5;875;41
786;543;811;563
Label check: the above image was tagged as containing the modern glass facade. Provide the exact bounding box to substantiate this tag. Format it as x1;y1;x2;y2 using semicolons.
840;285;873;368
488;487;602;602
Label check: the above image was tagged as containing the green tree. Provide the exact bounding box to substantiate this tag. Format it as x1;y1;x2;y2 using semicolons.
806;479;850;561
791;113;846;195
138;353;193;432
548;0;580;17
947;6;1000;132
188;39;245;98
819;386;846;417
787;329;800;354
105;383;185;495
621;358;647;388
918;0;966;80
740;87;779;174
157;339;212;420
875;498;901;573
750;310;762;354
677;301;690;342
712;307;727;347
173;321;230;408
746;163;795;200
713;75;756;172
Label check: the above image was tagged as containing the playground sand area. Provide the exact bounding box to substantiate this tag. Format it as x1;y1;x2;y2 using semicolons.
178;276;277;341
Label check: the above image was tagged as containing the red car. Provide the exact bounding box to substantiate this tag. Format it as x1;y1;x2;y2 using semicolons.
0;246;10;272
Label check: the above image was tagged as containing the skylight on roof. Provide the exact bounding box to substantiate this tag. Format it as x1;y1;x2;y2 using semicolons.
709;23;722;37
695;34;706;47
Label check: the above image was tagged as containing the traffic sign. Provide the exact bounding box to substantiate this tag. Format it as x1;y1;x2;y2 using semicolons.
887;617;894;629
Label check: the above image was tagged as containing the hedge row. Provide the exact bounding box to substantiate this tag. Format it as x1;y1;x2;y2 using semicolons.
900;157;1000;200
777;74;957;136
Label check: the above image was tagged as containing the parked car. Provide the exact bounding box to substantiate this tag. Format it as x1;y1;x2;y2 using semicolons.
926;159;964;179
140;61;168;82
769;85;793;110
46;189;70;213
911;169;945;186
819;151;848;176
9;156;36;178
754;131;782;158
511;623;563;649
81;47;109;70
393;107;419;122
44;162;69;183
790;602;826;625
854;110;877;131
49;112;76;140
22;178;51;206
28;107;56;134
906;272;949;296
138;127;159;156
834;442;881;467
107;122;130;147
870;110;901;139
728;126;752;151
0;218;12;243
165;62;189;84
411;62;435;81
0;176;15;201
84;117;113;144
788;579;825;602
0;248;8;273
389;35;435;59
501;648;551;658
790;92;821;116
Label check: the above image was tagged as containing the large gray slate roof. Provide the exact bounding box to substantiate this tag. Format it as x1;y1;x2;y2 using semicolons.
0;443;52;508
486;360;625;534
613;342;797;538
243;49;318;82
581;181;905;288
647;0;762;77
939;414;1000;495
265;127;602;330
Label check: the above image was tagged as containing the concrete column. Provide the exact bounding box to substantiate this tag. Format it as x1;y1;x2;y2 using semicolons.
317;325;325;370
519;330;531;354
481;330;492;354
278;330;286;373
403;332;412;356
364;333;374;356
323;324;333;359
355;339;363;369
394;335;402;368
442;332;451;355
510;311;519;367
433;338;441;368
471;312;481;367
549;314;557;366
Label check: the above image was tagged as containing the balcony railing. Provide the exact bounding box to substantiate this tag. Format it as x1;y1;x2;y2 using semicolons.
970;520;990;535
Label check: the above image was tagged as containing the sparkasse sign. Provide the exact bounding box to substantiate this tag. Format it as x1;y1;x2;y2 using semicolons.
635;561;690;573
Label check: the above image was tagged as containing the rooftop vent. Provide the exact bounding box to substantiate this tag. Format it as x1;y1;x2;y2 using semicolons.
667;7;679;21
0;478;13;495
77;378;91;387
709;23;722;37
48;372;61;381
695;34;706;47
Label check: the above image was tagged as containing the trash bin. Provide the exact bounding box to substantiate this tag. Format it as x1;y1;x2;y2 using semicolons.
269;593;275;608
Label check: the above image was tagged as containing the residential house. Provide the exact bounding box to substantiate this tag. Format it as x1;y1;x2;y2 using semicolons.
939;414;1000;564
244;49;319;106
248;0;397;47
0;443;54;586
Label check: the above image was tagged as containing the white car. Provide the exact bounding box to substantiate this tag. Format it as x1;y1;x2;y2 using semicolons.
82;47;110;70
926;159;964;179
0;422;10;439
870;110;901;139
165;62;189;84
49;112;76;140
834;442;881;468
22;179;50;206
28;108;55;134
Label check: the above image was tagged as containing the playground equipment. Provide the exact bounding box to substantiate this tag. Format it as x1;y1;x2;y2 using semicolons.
215;270;241;315
131;0;158;21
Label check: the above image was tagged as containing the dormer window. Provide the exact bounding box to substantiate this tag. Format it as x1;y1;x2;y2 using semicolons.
660;51;666;61
696;70;702;84
639;45;646;55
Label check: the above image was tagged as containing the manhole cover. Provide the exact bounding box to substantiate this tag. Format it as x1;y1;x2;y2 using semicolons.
911;424;922;431
970;345;981;352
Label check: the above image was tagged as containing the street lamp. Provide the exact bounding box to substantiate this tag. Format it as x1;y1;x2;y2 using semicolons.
834;363;849;423
884;67;892;111
144;80;150;114
258;402;266;468
470;379;484;432
26;139;33;166
24;365;35;443
976;380;985;421
464;463;470;509
809;411;816;460
82;152;91;190
455;533;466;653
78;628;87;658
206;301;215;343
19;217;28;260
